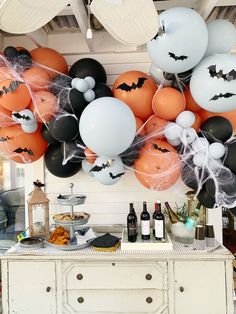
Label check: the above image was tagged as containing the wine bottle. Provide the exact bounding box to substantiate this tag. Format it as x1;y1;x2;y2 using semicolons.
141;201;150;240
164;202;179;224
127;202;137;242
153;203;158;236
185;202;201;230
153;201;165;240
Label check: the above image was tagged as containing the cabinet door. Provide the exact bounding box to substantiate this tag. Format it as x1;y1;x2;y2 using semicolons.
174;261;226;314
8;261;56;314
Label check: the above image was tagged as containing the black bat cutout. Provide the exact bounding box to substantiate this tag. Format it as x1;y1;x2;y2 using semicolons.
152;143;170;153
0;81;23;96
169;52;188;61
90;159;115;173
13;147;34;156
210;93;236;101
33;180;45;188
153;22;166;40
0;136;10;142
12;112;31;121
116;77;147;92
109;172;125;180
208;65;236;82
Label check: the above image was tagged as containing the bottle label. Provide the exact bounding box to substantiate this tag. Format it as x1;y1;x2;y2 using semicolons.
128;223;136;236
155;220;164;238
141;220;150;235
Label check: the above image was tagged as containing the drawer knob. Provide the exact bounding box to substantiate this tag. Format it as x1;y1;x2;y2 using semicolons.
179;286;184;293
46;287;51;293
146;297;153;304
145;273;152;280
77;273;83;280
77;297;84;303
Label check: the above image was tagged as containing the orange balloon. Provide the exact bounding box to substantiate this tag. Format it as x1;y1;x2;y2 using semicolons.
0;79;31;111
29;91;58;123
135;117;145;136
0;125;47;163
134;139;181;191
145;115;167;138
184;85;202;113
0;104;12;127
84;147;96;164
31;48;68;78
113;71;157;120
0;67;15;81
152;87;186;121
192;113;201;131
199;109;236;130
23;67;51;92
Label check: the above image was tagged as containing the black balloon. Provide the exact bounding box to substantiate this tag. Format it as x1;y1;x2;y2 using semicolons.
206;174;236;197
181;159;206;190
201;116;233;143
177;69;192;84
94;83;113;98
59;88;88;119
171;79;186;92
50;74;72;95
60;141;85;163
69;58;107;83
3;46;18;61
197;188;216;208
41;124;59;145
48;114;79;142
163;72;175;80
121;136;145;167
45;145;81;178
224;140;236;174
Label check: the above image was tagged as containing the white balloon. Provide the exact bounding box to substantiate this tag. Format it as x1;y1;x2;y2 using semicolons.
83;89;96;102
181;127;197;144
205;19;236;57
79;97;136;156
12;109;36;125
167;138;181;147
75;78;89;93
190;54;236;112
193;153;205;168
164;122;183;141
71;78;80;88
191;137;209;153
21;122;38;133
84;76;96;89
92;156;124;185
208;142;226;159
149;63;171;86
147;7;208;73
82;159;94;177
176;111;195;128
208;158;223;171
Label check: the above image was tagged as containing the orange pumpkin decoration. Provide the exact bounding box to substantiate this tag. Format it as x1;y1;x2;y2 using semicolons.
113;71;157;121
29;91;58;123
134;139;181;191
199;109;236;130
0;125;47;163
135;117;145;136
0;79;31;111
31;48;68;78
152;87;186;121
145;115;167;138
23;67;51;92
84;147;96;164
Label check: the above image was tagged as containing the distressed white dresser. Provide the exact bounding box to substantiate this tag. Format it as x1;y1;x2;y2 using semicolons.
1;241;234;314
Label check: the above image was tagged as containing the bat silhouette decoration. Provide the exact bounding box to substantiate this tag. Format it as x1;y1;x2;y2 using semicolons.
0;136;10;142
152;143;170;153
210;93;236;101
13;147;34;156
12;112;31;121
168;52;188;61
153;22;166;39
116;77;147;92
208;65;236;82
0;81;23;95
90;159;115;173
109;172;125;180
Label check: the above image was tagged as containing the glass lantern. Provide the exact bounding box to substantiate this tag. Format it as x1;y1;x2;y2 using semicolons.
27;180;49;237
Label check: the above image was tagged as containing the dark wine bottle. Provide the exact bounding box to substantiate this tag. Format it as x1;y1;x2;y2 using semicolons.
141;201;150;240
153;201;165;240
127;202;137;242
153;202;158;236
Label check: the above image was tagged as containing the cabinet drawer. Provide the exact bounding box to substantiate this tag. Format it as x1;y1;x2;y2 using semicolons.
63;261;167;290
64;289;168;314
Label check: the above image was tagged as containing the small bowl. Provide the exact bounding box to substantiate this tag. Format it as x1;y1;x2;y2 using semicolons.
19;237;44;249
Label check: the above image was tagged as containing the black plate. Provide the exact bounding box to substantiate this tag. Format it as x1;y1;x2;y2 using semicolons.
19;237;44;248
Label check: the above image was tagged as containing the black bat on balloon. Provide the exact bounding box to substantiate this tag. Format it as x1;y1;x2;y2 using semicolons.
0;136;10;142
109;172;125;180
168;52;188;61
12;112;31;121
116;77;147;92
210;93;236;101
152;143;170;153
13;147;34;156
90;160;115;173
0;81;23;95
153;23;166;39
208;65;236;82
